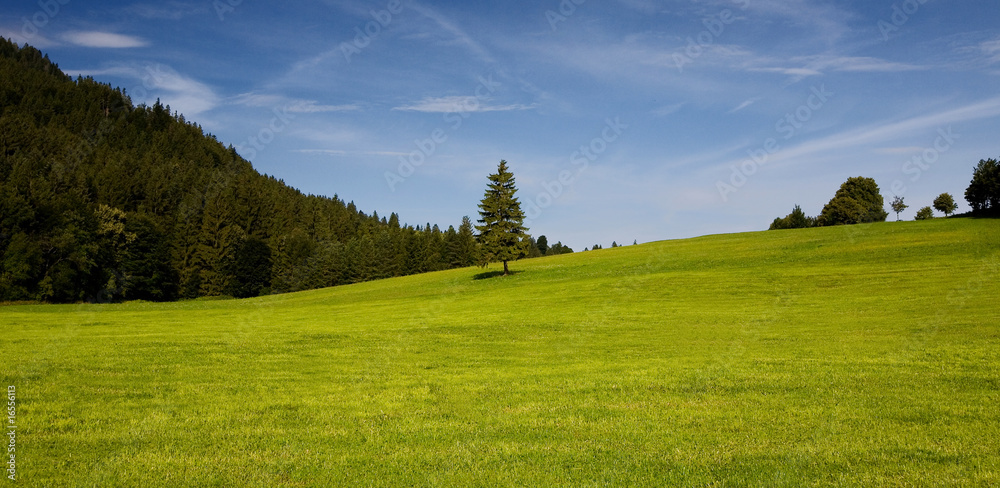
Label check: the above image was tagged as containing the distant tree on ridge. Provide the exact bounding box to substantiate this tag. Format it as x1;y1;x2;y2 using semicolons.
818;177;888;226
933;193;957;217
965;158;999;215
890;196;908;221
915;206;935;221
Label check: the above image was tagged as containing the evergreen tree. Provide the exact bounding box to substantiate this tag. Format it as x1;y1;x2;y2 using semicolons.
373;228;399;279
770;204;816;230
196;186;244;296
121;214;179;301
475;160;530;275
225;237;272;298
455;216;479;267
270;228;315;293
443;225;462;268
418;225;444;273
536;235;549;255
526;237;543;258
547;242;573;255
94;204;136;301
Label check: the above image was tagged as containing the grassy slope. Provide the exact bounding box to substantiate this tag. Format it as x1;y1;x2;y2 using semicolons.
3;218;999;486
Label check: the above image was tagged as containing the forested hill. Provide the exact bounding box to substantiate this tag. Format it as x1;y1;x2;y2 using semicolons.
0;38;481;303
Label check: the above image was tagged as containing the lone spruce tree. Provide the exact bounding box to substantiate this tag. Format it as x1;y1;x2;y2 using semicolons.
476;160;530;275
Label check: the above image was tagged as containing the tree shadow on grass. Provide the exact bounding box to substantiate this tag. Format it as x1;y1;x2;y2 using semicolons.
473;270;523;280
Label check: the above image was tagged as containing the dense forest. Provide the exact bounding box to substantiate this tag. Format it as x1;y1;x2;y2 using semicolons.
0;39;567;303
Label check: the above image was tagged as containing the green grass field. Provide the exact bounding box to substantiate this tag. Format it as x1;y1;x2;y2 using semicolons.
3;218;999;486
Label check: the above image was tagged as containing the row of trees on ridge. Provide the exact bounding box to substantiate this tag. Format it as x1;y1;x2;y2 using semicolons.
771;161;999;230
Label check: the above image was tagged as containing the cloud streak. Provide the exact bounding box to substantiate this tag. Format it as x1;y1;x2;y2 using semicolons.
728;98;761;114
0;27;58;49
750;55;926;82
409;2;495;64
294;149;410;157
63;31;148;48
71;64;218;115
393;96;535;113
983;38;1000;63
232;93;360;113
730;96;1000;171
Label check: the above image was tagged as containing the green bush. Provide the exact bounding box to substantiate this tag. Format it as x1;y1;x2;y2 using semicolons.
915;206;935;220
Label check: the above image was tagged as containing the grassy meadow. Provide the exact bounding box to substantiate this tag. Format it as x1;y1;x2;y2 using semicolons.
2;218;999;486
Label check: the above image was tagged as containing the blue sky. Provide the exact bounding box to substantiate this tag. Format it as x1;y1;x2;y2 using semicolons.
4;0;999;249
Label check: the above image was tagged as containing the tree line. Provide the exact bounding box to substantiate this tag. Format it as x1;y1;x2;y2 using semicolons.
770;163;999;231
0;39;570;303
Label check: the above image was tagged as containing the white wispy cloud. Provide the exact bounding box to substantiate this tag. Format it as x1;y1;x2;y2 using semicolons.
615;0;662;15
805;56;926;72
661;139;759;171
651;103;686;117
983;38;1000;63
63;31;148;48
232;93;360;113
874;146;929;155
728;98;761;114
0;26;59;49
750;56;926;81
123;2;204;20
743;0;854;45
409;2;495;64
508;35;747;95
287;101;361;114
719;96;1000;172
293;149;410;157
393;96;535;113
71;64;217;115
524;30;922;88
751;67;823;77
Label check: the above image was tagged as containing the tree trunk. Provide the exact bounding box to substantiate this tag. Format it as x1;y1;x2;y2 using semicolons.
503;260;509;275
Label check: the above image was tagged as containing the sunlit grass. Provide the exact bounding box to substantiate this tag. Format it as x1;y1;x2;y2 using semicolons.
3;218;999;486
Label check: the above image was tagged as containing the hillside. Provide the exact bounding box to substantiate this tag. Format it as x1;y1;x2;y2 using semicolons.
4;218;998;486
0;38;480;304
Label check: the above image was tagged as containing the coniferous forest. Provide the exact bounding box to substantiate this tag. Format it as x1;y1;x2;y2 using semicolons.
0;38;500;303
